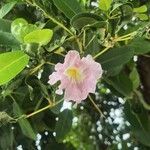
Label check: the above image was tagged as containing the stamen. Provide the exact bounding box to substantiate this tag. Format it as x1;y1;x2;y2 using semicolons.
65;67;83;82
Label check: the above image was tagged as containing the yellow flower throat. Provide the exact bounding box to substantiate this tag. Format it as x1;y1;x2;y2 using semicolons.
65;67;82;82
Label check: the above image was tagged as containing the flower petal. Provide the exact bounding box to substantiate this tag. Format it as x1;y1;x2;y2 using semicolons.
48;50;103;103
64;83;88;103
56;88;63;95
82;55;103;79
48;72;60;85
64;50;80;67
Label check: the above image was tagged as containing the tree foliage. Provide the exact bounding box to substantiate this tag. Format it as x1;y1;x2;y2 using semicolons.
0;0;150;149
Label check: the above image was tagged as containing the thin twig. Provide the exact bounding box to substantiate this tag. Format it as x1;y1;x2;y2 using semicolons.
85;35;96;49
26;99;63;118
76;38;83;54
88;95;105;118
26;0;73;36
93;47;111;59
16;99;64;120
45;62;55;66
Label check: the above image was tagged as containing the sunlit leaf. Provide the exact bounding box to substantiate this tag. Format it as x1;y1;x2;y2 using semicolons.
0;51;29;85
11;18;38;42
133;5;147;13
99;0;112;11
137;13;149;21
24;29;53;45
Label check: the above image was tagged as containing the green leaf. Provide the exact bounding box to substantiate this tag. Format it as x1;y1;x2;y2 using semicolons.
53;0;82;19
85;31;101;56
106;65;123;77
105;72;133;97
110;3;133;22
120;4;133;21
0;1;17;19
51;95;64;114
134;90;150;111
55;109;73;142
99;0;112;11
0;31;20;47
11;18;39;42
129;67;140;90
23;43;41;58
71;13;104;29
24;29;53;45
11;18;28;27
110;3;124;14
124;101;150;147
13;101;36;140
97;46;134;70
0;19;11;32
0;126;14;150
129;37;150;54
137;13;149;21
0;51;29;85
133;5;147;13
51;101;63;115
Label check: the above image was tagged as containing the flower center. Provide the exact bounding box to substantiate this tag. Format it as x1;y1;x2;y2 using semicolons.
65;67;83;82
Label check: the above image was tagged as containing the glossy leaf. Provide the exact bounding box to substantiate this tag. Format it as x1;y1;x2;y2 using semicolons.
105;72;133;97
120;4;133;21
128;37;150;54
55;109;73;142
110;3;124;14
129;67;140;90
11;18;38;42
24;29;53;45
133;5;147;13
97;46;134;70
107;65;123;77
0;51;29;85
71;13;103;29
53;0;82;19
13;101;36;140
85;31;101;56
124;102;150;147
99;0;112;11
11;18;28;27
137;13;149;21
0;1;17;19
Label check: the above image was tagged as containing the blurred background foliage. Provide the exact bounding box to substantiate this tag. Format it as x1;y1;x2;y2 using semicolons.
0;0;150;150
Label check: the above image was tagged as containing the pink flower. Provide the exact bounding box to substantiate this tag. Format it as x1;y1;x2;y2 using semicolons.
48;50;103;103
